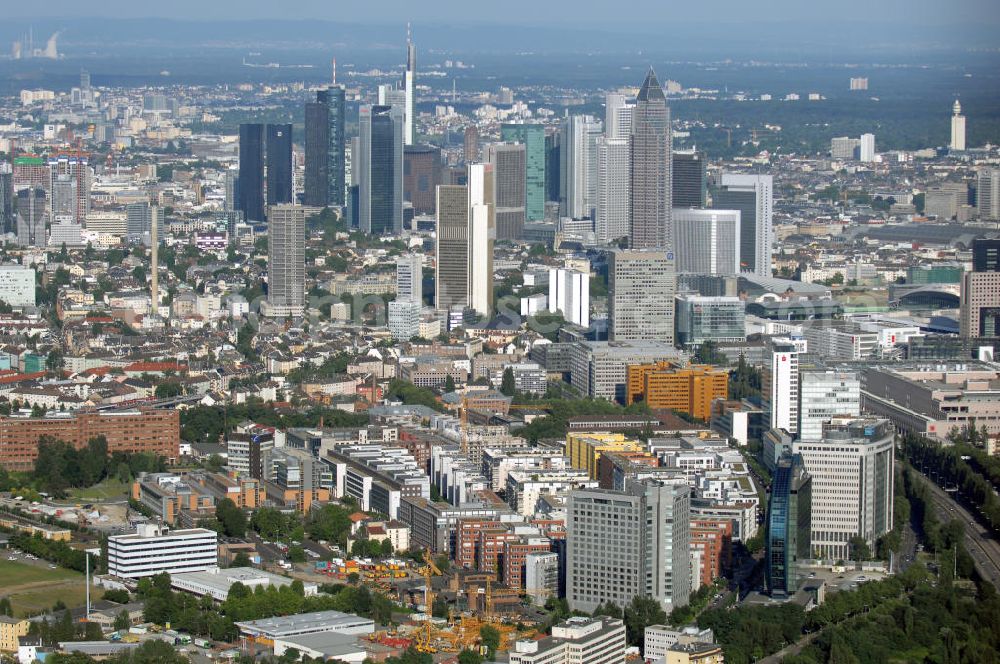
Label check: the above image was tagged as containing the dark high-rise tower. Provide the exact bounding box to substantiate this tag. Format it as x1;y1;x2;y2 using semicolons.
359;105;404;235
305;88;347;208
403;144;442;216
325;87;346;206
238;123;265;222
304;96;330;207
630;68;672;249
266;124;293;207
545;130;561;204
672;150;706;209
0;165;12;234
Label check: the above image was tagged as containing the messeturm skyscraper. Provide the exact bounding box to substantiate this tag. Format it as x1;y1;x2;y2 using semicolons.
630;68;672;249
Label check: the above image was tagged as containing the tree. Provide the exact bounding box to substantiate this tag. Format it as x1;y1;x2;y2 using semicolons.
480;625;500;660
380;539;394;557
457;650;483;664
444;374;456;393
431;595;449;619
848;536;871;561
102;588;130;604
230;552;252;568
46;350;65;375
214;498;247;537
113;609;131;632
500;367;516;396
288;545;307;563
624;596;666;648
154;382;184;398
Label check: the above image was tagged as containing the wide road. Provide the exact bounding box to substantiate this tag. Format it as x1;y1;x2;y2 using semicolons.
913;468;1000;589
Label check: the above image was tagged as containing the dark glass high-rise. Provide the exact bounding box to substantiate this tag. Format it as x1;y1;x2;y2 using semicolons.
266;124;293;207
238;124;265;222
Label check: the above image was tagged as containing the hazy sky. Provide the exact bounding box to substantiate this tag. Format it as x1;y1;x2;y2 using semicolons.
5;0;999;26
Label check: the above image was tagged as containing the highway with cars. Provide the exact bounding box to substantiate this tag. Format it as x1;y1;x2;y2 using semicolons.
914;468;1000;589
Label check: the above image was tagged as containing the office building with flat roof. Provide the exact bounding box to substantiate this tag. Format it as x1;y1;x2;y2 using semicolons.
108;524;217;579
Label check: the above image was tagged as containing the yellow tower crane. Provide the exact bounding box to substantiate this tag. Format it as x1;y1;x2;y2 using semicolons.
415;550;445;653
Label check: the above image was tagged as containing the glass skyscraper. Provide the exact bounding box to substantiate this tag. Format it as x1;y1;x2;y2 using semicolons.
304;95;330;207
359;105;404;236
672;150;707;209
500;123;545;222
238;123;264;222
305;87;347;208
766;453;812;597
266;123;293;207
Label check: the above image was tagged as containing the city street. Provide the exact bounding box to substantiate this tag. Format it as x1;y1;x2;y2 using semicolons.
913;468;1000;589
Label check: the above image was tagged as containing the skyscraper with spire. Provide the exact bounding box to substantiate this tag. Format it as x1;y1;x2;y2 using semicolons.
403;23;416;146
630;68;672;249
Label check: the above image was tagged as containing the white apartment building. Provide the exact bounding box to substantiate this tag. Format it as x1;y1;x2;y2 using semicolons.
108;524;218;579
506;470;597;517
509;617;626;664
0;265;36;307
548;268;590;328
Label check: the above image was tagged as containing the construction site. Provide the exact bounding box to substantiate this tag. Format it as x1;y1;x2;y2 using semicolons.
363;551;540;656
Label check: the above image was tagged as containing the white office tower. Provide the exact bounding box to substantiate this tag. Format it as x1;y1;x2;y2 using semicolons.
548;268;590;328
596;136;631;242
108;524;218;579
389;253;424;341
951;100;966;152
797;369;861;442
377;84;407;111
716;173;773;277
859;133;876;163
793;418;895;560
396;254;422;304
48;217;83;248
608;249;676;344
264;205;306;317
403;23;416;145
561;115;603;220
673;208;741;275
762;337;807;433
468;163;495;318
605;91;634;139
978;169;1000;220
50;174;78;221
388;300;422;341
567;478;690;614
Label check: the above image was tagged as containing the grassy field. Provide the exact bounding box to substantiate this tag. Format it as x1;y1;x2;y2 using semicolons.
67;477;130;502
0;560;97;618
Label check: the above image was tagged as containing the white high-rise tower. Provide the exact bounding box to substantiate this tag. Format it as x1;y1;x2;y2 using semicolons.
403;23;416;146
951;100;966;152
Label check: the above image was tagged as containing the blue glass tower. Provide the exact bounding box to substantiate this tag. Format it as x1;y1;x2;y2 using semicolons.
766;453;812;597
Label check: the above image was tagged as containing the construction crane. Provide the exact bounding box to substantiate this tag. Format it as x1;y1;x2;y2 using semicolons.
415;550;445;654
